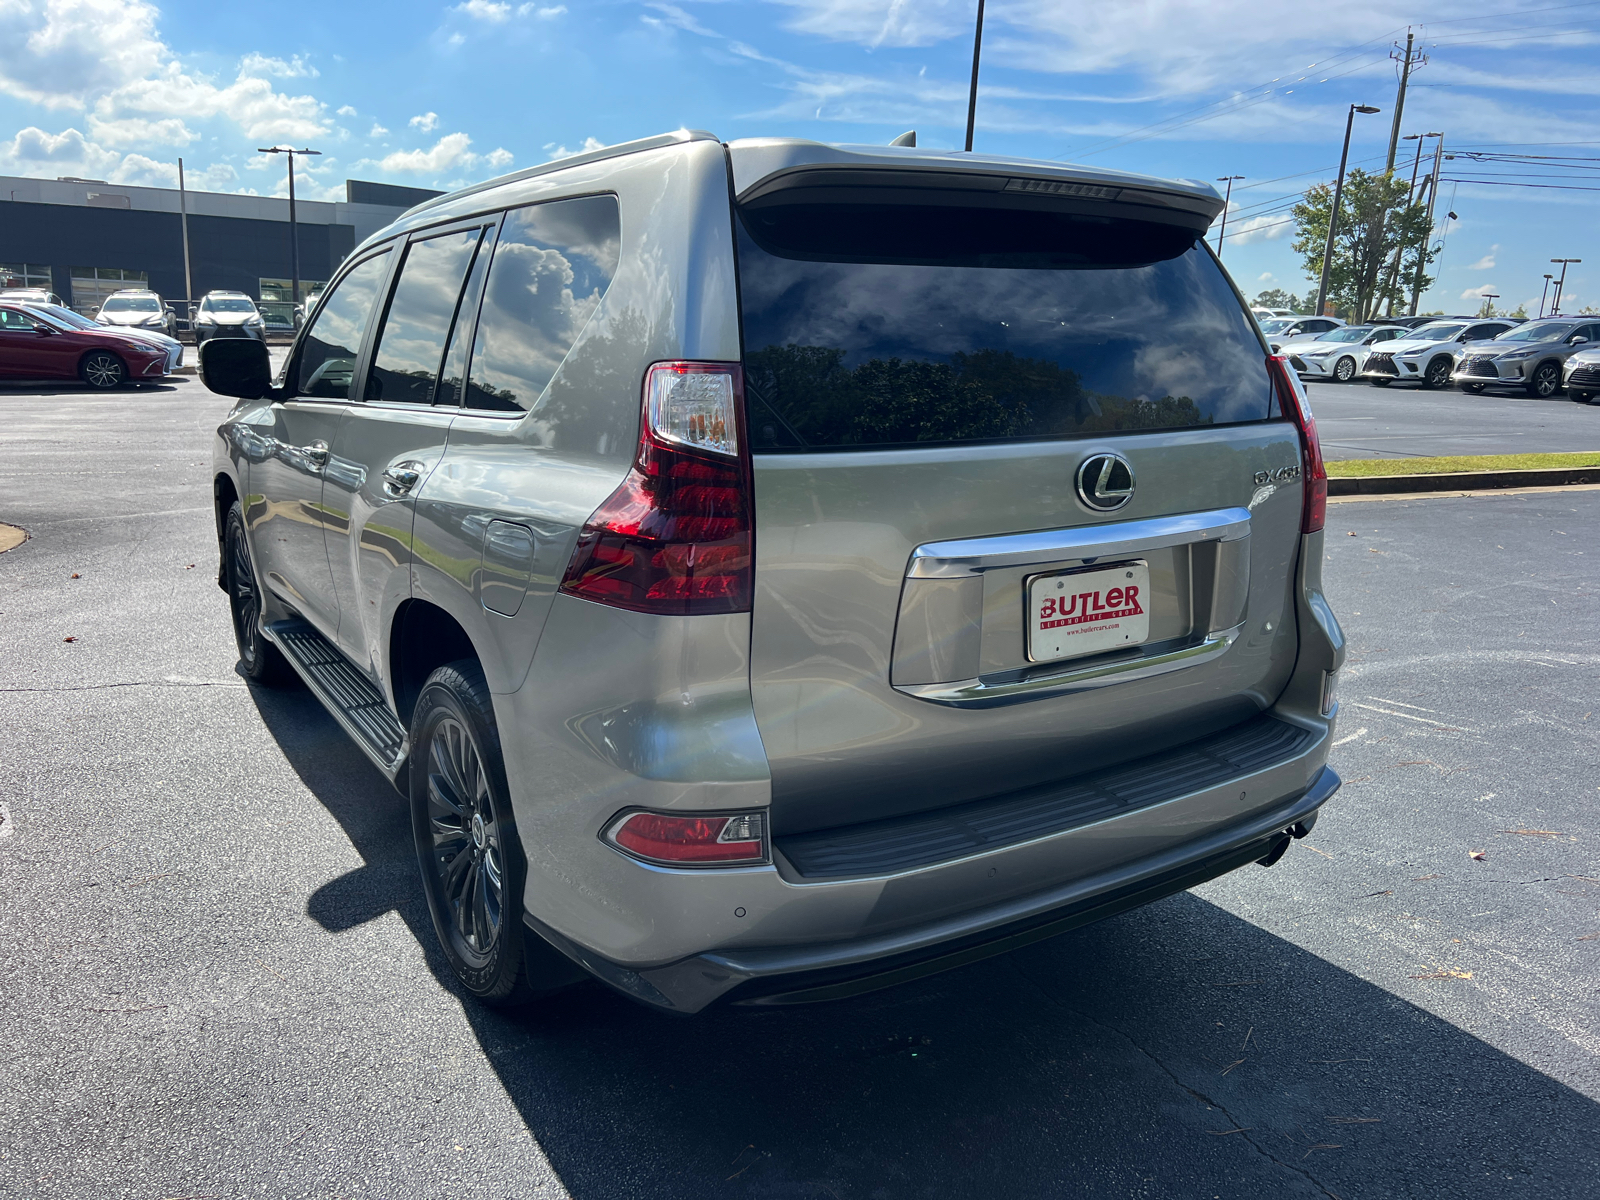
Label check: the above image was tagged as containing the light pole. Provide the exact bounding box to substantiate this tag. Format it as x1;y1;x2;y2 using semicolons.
1479;292;1499;318
1539;274;1554;318
964;0;985;152
1315;103;1382;319
256;145;322;309
1214;175;1244;259
1551;258;1580;316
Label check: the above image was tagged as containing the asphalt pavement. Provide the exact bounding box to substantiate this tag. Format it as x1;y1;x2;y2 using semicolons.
1308;378;1600;460
2;375;1597;1199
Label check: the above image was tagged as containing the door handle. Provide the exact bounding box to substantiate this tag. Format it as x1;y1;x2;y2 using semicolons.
382;460;427;498
302;440;329;467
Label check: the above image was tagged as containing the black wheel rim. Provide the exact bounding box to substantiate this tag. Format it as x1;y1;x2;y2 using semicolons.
426;717;504;965
1427;360;1448;387
226;521;262;667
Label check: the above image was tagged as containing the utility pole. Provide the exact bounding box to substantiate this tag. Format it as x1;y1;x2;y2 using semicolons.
256;145;322;308
1539;274;1553;318
1385;32;1426;173
1379;132;1440;316
1551;258;1581;315
1316;103;1381;319
1410;136;1445;315
178;157;193;324
1214;175;1243;258
964;0;985;152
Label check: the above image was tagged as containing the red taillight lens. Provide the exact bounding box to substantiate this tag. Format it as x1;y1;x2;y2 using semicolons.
605;810;768;866
1268;354;1326;534
560;362;752;615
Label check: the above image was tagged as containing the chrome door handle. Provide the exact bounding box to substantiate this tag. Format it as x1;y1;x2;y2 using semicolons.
382;460;426;498
303;440;330;466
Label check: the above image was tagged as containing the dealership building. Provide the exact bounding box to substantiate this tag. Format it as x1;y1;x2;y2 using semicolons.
0;174;443;315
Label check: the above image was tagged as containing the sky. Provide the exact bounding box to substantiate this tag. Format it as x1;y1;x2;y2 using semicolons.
2;0;1596;314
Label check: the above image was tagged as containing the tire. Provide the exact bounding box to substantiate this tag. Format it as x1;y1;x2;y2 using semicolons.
223;501;295;686
1421;357;1452;390
79;351;126;390
1368;377;1391;388
1527;361;1562;399
1572;390;1593;404
410;660;584;1007
1461;382;1486;394
1333;356;1357;383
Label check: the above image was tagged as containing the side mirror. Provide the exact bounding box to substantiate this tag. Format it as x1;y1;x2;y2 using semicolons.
200;337;272;400
34;324;56;336
1570;335;1587;345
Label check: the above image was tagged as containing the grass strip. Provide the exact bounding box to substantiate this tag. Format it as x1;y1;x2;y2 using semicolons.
1326;452;1600;478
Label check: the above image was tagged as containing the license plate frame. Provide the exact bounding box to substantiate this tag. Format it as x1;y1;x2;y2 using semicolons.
1026;559;1151;665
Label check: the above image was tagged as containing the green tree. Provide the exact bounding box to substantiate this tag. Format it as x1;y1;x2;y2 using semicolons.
1291;169;1437;322
1477;297;1499;318
1511;303;1529;318
1252;288;1303;312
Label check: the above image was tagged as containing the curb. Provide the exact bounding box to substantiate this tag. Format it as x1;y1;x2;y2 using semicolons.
1327;467;1600;495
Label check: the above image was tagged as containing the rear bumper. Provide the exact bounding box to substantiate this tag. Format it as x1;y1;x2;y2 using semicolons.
532;765;1339;1012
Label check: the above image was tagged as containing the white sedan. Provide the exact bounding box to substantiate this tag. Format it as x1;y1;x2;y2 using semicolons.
1279;325;1409;383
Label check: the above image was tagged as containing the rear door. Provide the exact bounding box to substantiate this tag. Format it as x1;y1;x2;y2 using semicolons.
322;221;492;677
736;188;1305;835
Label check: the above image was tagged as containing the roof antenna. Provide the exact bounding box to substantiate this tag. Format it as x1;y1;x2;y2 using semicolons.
890;130;917;147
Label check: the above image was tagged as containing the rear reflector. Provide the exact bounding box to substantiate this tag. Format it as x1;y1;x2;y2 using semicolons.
560;362;753;615
605;810;769;866
1268;354;1327;534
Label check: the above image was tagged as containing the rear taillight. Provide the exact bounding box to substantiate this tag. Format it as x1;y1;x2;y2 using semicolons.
560;362;752;615
1268;354;1326;534
604;810;768;866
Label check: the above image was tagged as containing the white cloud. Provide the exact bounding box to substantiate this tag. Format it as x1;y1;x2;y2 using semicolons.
644;3;721;38
377;131;476;173
543;136;605;160
1468;246;1499;271
518;3;565;15
336;104;358;117
1461;283;1499;300
238;52;318;79
370;123;390;136
1257;272;1276;283
1224;212;1292;246
455;0;511;19
485;147;514;168
410;111;439;132
85;114;197;146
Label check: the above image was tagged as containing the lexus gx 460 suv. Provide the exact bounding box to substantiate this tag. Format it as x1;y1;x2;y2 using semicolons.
201;131;1344;1014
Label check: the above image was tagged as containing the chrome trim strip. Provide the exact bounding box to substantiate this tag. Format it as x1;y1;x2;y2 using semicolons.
906;507;1251;579
897;622;1246;707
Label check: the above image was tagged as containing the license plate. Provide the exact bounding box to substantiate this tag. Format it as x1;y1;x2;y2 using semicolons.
1027;561;1150;664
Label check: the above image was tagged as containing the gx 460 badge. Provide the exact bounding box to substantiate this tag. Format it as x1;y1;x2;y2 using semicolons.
1254;465;1301;486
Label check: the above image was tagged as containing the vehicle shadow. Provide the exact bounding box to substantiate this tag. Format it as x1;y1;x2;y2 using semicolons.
0;381;188;395
248;684;1600;1200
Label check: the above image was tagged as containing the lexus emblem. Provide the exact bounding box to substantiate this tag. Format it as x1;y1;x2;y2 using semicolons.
1076;453;1136;512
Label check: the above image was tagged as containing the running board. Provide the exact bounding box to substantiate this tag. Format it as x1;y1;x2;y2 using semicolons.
264;619;408;782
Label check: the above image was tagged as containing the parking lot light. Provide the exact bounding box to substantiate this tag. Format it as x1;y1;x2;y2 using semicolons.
1315;104;1382;318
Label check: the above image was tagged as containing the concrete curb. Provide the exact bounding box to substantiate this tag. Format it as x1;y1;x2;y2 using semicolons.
1327;466;1600;495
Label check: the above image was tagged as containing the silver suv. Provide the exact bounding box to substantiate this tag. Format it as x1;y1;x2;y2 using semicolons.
200;131;1344;1013
1453;318;1600;397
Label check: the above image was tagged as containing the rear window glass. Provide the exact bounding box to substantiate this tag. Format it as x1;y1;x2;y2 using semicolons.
736;203;1272;451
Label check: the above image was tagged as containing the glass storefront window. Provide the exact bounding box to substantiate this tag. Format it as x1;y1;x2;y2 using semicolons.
71;267;148;312
0;263;53;292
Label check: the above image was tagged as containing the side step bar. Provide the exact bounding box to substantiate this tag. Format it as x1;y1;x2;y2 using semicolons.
265;619;408;782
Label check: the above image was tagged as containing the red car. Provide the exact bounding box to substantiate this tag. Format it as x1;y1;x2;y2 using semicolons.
0;302;171;389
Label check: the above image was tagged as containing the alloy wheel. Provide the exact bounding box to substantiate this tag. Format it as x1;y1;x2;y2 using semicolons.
1335;357;1356;382
1425;358;1450;389
1533;364;1560;398
226;520;262;666
82;353;124;389
426;717;505;964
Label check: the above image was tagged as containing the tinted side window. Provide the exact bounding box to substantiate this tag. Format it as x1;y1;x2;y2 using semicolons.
463;195;621;413
366;228;484;405
0;308;40;330
736;203;1272;450
295;252;390;400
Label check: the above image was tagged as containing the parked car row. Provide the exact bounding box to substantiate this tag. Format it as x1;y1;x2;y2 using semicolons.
0;297;184;388
1269;310;1600;402
0;286;271;346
